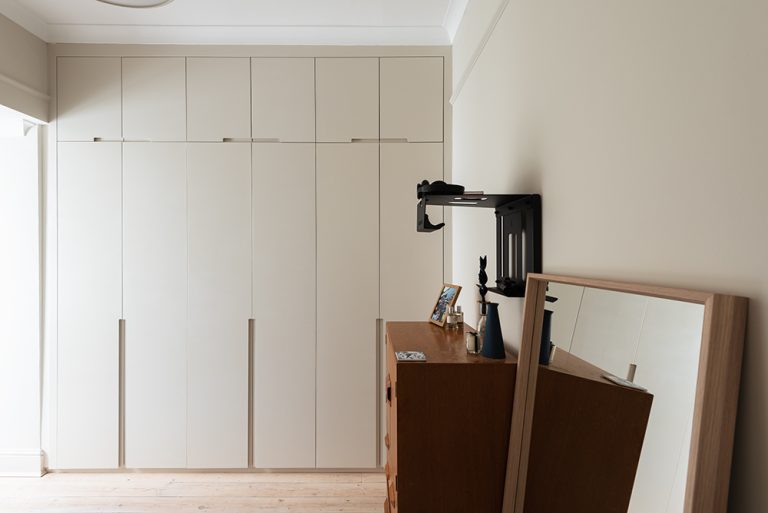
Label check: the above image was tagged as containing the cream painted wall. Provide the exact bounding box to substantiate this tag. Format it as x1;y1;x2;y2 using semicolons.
0;122;42;476
450;0;767;511
0;14;48;121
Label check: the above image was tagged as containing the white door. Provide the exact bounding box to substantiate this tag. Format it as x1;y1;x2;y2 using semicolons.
316;58;378;142
251;58;315;142
187;143;251;468
187;58;251;141
380;143;444;320
380;57;444;142
122;58;186;141
568;288;647;378
57;58;121;142
252;143;316;468
546;283;587;351
57;142;121;468
123;143;187;468
316;143;379;468
629;299;704;513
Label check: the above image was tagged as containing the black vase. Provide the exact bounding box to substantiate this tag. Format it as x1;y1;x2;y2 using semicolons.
480;303;506;359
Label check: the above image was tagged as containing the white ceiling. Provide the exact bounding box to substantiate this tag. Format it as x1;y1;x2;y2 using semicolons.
0;0;469;45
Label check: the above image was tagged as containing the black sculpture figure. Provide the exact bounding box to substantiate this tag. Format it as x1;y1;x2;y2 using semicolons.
477;255;488;315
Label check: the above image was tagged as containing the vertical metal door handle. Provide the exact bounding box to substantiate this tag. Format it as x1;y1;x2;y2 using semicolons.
118;318;125;469
247;319;255;468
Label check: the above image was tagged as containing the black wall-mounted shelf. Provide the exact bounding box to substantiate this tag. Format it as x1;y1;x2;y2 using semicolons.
417;187;542;298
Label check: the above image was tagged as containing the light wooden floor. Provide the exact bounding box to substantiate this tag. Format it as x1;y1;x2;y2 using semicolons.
0;472;386;513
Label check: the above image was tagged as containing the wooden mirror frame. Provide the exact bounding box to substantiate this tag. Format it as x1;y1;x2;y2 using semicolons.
501;273;748;513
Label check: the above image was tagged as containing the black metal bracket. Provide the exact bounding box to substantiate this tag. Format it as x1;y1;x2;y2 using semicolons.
416;184;541;298
492;195;542;297
416;199;445;232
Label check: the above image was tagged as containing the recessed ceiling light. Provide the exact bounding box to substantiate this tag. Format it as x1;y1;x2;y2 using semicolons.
96;0;175;8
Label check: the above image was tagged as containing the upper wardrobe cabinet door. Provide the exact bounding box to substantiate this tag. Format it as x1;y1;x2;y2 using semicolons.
122;58;186;141
316;58;378;142
252;58;314;142
380;57;444;142
57;57;121;142
187;58;251;141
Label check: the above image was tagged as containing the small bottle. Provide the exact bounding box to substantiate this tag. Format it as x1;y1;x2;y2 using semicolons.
445;305;459;329
455;305;464;327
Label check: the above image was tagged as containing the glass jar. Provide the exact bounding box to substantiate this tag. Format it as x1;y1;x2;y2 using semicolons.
445;305;459;329
466;332;479;354
455;305;464;327
477;312;487;352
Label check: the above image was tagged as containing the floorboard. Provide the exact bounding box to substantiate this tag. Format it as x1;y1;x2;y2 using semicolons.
0;473;386;513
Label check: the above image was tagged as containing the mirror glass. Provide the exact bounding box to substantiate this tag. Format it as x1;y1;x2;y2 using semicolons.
546;282;705;513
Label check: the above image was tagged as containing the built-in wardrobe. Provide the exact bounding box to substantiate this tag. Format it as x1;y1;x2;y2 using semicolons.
52;52;447;470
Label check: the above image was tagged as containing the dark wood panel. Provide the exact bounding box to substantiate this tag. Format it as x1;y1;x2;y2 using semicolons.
523;366;653;513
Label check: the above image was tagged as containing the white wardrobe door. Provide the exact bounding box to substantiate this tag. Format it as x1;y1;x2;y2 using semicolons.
316;143;379;468
187;143;251;468
628;299;704;513
252;143;316;468
251;58;315;142
123;143;187;468
57;142;121;468
57;58;121;142
316;58;378;142
380;57;444;142
122;58;186;141
568;288;647;378
380;143;443;320
546;283;587;351
186;58;251;142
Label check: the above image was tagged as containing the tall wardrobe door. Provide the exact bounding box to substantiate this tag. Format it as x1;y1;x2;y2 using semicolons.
57;142;122;468
316;58;379;142
251;58;315;143
186;58;251;142
568;288;647;378
316;143;379;468
628;299;704;513
380;143;443;321
123;143;187;468
57;57;121;142
380;57;444;142
252;143;316;468
186;143;251;468
122;58;187;141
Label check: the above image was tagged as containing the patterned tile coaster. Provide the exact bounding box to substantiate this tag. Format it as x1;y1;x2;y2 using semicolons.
396;351;427;362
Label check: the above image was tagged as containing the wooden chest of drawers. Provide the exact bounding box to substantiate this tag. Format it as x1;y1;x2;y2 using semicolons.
384;322;517;513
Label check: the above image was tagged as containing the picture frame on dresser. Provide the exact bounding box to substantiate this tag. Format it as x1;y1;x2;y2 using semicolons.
429;283;461;326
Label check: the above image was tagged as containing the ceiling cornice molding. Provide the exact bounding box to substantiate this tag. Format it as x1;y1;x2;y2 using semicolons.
0;0;456;46
442;0;469;42
0;0;49;40
450;0;509;105
44;23;450;46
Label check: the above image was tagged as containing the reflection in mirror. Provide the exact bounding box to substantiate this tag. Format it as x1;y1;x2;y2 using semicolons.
547;282;705;513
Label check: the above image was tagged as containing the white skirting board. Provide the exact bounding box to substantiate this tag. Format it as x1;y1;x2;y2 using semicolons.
0;450;44;477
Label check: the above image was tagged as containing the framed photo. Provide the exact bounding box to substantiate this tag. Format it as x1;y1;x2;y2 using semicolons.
430;283;462;326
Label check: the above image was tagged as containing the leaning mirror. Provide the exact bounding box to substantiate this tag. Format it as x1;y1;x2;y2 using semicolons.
502;274;748;513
